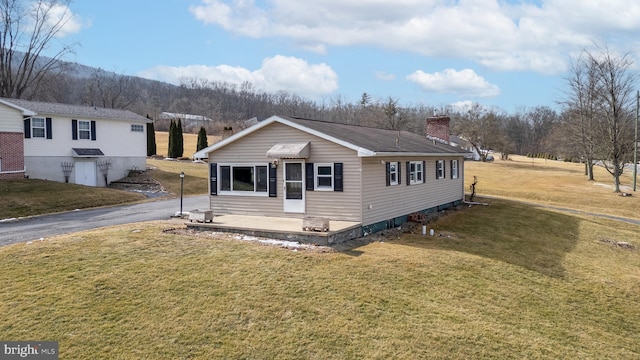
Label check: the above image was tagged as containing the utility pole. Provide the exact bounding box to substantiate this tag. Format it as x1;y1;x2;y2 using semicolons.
634;91;639;191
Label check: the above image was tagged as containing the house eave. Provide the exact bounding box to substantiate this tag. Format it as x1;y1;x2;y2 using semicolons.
359;151;471;157
0;98;36;116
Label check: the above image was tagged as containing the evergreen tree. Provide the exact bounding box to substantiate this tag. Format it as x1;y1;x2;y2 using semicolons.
177;118;184;158
168;119;176;158
146;119;157;156
196;126;208;151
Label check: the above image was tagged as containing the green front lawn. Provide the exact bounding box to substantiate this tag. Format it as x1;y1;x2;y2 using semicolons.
0;199;638;358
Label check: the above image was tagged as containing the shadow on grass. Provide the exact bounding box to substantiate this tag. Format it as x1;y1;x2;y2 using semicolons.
397;199;580;278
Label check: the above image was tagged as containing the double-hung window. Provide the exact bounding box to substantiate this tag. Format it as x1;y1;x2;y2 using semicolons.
451;160;459;179
315;163;333;190
219;164;268;194
389;161;399;185
305;162;343;192
31;117;46;138
72;119;95;140
409;161;424;185
436;160;446;179
78;120;91;139
24;117;52;139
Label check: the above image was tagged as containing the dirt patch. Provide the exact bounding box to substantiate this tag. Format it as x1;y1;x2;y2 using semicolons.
599;239;636;250
109;170;169;198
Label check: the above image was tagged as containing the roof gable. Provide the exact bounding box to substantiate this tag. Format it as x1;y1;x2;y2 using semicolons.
194;115;469;158
0;98;36;116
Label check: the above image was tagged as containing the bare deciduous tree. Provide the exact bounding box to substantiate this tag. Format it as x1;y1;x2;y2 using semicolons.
561;53;601;180
83;68;139;109
563;44;637;191
0;0;75;99
590;46;637;192
381;97;404;130
453;103;505;161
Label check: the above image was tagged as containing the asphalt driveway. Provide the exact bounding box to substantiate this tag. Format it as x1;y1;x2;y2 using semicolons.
0;195;209;247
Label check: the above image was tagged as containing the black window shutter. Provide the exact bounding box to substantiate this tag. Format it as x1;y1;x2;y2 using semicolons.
209;163;217;195
45;118;52;139
398;162;402;185
72;119;78;140
385;162;390;186
334;163;343;192
443;161;446;179
423;161;426;182
24;118;31;138
269;164;277;197
436;161;439;179
406;161;410;186
90;121;97;140
306;163;314;191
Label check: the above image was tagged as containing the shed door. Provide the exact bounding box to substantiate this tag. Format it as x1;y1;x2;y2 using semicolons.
283;161;305;213
75;161;97;186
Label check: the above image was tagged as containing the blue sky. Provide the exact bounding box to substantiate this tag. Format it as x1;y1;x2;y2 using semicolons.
51;0;640;113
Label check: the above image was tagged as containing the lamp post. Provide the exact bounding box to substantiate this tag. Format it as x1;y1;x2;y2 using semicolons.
179;171;185;216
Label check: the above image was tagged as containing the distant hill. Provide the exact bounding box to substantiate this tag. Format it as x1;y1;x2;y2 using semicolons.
17;53;438;136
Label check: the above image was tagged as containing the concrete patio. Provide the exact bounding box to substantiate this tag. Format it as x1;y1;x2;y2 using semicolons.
185;214;363;246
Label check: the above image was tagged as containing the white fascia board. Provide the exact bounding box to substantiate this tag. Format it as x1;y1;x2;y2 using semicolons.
361;152;471;157
357;148;376;157
0;98;37;116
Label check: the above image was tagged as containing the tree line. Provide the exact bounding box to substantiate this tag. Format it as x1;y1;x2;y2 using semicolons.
2;1;638;192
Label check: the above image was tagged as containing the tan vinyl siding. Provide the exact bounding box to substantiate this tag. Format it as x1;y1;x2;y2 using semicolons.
209;122;362;221
361;156;464;226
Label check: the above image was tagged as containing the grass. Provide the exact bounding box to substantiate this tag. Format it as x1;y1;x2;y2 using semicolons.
465;154;640;219
1;154;639;358
0;211;637;359
0;179;146;219
0;155;210;220
146;158;209;196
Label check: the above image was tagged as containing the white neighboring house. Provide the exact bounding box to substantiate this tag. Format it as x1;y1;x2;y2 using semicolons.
0;98;151;186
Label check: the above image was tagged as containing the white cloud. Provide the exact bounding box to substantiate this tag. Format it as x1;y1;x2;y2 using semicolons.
188;0;640;74
35;3;88;37
407;68;500;98
138;55;338;98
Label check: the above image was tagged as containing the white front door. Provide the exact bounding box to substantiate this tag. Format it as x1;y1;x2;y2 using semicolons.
75;161;97;186
283;161;305;213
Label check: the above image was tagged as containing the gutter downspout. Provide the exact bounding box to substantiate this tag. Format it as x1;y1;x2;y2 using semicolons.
0;167;26;175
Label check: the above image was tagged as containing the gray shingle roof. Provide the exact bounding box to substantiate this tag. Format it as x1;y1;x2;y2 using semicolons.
283;116;466;155
1;98;150;122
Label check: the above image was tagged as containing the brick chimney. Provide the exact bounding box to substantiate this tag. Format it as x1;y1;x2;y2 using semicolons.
426;116;450;144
